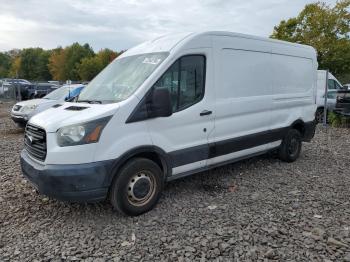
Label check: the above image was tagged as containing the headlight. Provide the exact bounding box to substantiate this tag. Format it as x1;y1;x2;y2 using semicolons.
21;104;38;114
57;116;112;147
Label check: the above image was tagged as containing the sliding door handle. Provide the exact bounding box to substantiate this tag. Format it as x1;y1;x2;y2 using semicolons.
200;110;212;116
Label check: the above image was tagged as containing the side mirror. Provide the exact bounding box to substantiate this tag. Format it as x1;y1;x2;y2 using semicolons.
149;88;172;118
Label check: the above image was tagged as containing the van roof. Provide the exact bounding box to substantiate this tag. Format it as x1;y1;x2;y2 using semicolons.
122;31;316;57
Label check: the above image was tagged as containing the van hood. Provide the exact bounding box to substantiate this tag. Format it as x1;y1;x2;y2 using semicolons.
29;102;120;133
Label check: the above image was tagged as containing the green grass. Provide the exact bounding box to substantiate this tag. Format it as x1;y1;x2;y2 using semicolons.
328;111;350;128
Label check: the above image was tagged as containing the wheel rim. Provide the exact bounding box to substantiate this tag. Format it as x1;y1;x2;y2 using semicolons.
288;137;299;157
127;171;156;206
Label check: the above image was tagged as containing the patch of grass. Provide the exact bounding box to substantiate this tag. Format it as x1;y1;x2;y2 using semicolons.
328;111;350;128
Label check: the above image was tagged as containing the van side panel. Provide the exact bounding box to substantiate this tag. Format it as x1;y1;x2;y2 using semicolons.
270;53;316;129
209;36;274;165
213;48;272;140
271;44;317;129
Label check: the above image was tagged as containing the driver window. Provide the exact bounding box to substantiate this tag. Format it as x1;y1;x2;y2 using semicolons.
153;55;205;112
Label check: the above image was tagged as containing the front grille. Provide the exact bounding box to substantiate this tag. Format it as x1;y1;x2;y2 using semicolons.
13;105;22;111
24;124;47;161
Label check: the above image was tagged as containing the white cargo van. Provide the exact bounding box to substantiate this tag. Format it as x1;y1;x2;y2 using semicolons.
315;70;343;122
21;31;317;216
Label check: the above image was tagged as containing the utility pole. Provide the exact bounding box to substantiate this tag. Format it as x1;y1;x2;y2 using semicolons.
323;70;329;127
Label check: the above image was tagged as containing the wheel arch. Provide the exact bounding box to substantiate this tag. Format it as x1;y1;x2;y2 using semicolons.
108;146;172;187
290;119;306;137
290;119;316;142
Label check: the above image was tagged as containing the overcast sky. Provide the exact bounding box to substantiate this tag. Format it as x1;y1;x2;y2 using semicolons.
0;0;338;52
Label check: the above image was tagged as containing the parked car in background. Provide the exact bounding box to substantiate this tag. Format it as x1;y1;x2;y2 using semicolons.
0;78;31;98
344;83;350;90
4;78;31;85
48;81;60;86
11;84;85;127
316;70;344;122
10;82;59;100
322;90;338;112
20;31;317;216
334;90;350;116
0;79;7;95
31;83;59;98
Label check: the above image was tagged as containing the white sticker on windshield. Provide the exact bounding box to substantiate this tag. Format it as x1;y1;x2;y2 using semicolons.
142;57;162;65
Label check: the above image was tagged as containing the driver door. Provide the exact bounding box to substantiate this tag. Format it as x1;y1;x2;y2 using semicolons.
146;49;215;175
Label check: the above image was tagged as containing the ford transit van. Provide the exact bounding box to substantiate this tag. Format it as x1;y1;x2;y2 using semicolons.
21;31;317;216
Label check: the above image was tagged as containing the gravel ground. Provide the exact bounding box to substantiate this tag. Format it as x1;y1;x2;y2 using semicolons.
0;101;350;261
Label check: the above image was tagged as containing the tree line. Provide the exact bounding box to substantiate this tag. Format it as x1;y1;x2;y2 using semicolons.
0;43;123;81
0;0;349;83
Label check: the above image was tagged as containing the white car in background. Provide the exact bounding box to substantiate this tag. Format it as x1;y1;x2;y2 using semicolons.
316;70;343;122
323;90;338;111
11;84;85;127
344;83;350;90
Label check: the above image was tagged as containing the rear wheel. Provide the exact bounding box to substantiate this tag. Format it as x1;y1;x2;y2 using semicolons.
278;129;302;163
110;158;163;216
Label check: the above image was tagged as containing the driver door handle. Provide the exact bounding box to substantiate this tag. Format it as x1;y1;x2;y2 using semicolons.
200;110;212;116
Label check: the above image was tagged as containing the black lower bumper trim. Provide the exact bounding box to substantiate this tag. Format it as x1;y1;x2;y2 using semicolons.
20;150;114;202
11;115;27;125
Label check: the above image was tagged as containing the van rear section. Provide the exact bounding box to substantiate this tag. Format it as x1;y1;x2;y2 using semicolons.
20;31;317;216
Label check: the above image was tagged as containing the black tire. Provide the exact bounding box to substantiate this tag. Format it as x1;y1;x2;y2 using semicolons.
278;129;302;163
315;108;324;123
110;158;163;216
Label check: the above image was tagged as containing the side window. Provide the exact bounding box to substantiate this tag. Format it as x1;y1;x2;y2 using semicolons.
154;55;205;112
328;79;336;90
334;81;342;90
154;61;179;112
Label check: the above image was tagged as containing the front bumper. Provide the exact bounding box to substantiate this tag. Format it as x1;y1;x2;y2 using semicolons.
11;113;28;125
20;150;114;202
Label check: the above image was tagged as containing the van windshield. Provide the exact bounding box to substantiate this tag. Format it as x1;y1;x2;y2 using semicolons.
77;52;169;103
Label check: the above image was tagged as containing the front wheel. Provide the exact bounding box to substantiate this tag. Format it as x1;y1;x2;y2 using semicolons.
278;129;302;163
110;158;163;216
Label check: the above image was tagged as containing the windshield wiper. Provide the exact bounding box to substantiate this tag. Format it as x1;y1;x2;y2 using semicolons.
77;100;102;104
